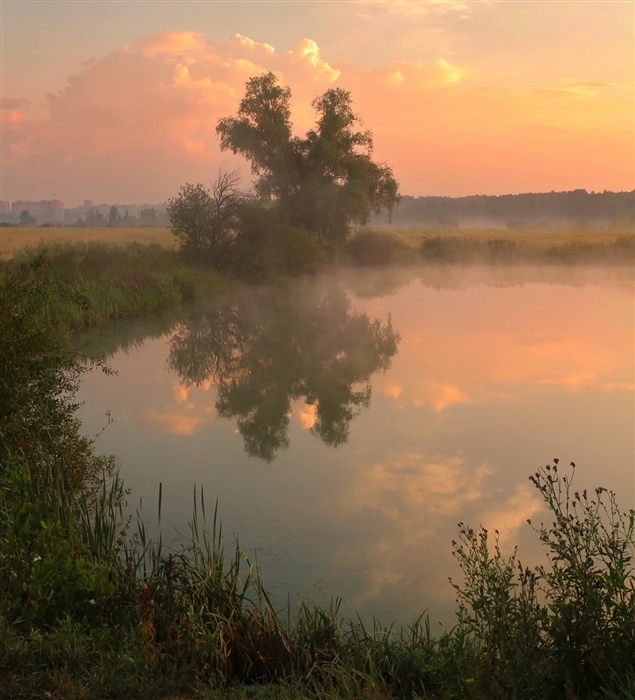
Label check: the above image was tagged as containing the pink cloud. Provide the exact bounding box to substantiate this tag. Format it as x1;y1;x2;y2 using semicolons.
1;31;632;204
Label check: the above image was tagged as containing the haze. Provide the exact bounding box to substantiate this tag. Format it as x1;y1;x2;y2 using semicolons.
2;0;633;205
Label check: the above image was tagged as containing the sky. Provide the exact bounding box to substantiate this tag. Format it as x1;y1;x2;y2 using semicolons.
1;0;634;206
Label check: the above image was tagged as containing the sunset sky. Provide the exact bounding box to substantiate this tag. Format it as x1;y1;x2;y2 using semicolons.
2;0;634;206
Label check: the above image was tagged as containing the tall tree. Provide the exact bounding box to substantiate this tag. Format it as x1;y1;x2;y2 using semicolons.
216;73;399;251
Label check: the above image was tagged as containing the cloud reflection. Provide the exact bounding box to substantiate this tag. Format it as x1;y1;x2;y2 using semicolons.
335;451;543;608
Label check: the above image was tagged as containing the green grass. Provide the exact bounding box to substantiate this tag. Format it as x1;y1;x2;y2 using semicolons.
3;242;231;330
1;448;633;699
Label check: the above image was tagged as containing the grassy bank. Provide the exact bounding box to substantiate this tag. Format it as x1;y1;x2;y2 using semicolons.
1;224;631;261
380;226;631;249
2;225;633;333
341;228;635;266
1;450;633;700
5;242;231;331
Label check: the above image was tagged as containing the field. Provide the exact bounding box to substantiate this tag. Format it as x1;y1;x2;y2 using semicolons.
384;226;628;248
0;226;175;259
0;224;628;260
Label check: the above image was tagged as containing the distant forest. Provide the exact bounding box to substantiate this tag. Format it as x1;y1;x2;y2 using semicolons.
372;189;635;230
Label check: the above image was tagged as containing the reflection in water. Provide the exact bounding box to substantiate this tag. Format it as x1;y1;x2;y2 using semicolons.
76;266;634;626
167;282;400;461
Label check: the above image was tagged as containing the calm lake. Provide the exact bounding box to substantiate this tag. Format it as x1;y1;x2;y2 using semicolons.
77;265;635;628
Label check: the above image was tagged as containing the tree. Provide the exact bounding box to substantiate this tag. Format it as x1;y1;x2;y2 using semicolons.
216;73;400;251
19;210;36;226
139;208;157;226
167;169;243;266
85;210;105;226
108;205;119;225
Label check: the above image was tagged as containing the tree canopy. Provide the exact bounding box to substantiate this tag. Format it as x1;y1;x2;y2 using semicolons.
167;170;243;267
216;73;400;250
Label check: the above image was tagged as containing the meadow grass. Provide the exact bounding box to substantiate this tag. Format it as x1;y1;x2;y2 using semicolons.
0;225;174;260
1;224;630;261
343;227;634;266
384;226;629;249
2;227;631;335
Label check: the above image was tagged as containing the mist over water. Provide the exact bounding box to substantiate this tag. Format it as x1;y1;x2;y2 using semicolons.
77;265;634;627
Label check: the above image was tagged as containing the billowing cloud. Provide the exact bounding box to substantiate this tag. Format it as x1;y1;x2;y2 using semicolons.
2;31;632;204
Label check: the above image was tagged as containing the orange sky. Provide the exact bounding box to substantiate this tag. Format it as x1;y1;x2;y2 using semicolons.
1;1;633;204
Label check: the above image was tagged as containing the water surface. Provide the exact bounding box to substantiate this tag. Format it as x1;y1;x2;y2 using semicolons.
77;265;635;627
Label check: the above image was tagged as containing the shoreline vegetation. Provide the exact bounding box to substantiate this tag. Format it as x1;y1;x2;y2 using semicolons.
1;240;634;699
0;226;633;333
1;439;634;698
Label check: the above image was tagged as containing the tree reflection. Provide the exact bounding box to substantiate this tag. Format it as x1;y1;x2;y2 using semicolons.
168;282;400;461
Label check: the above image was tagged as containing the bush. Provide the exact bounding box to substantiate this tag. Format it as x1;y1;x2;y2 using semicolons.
452;461;635;698
167;170;243;268
233;203;324;280
341;229;415;266
0;255;115;490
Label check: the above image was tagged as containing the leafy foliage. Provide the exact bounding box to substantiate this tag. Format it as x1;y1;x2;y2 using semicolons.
0;254;115;490
216;72;400;250
167;170;244;266
451;461;635;698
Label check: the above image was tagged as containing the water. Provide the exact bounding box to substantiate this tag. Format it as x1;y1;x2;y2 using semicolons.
77;265;635;628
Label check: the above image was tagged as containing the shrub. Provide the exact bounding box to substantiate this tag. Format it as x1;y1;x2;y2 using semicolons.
167;170;243;268
341;229;415;266
451;461;635;698
232;203;324;280
0;254;115;491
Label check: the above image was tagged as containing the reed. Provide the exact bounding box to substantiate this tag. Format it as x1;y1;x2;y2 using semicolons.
2;445;633;699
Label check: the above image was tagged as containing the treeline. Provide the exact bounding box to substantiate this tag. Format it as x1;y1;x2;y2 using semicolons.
373;189;635;230
76;206;169;228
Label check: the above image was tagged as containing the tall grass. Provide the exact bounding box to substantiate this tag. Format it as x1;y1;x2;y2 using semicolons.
1;445;633;699
5;241;231;330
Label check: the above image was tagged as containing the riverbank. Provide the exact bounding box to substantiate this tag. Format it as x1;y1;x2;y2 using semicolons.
2;227;633;332
1;253;634;699
1;447;633;700
0;224;631;261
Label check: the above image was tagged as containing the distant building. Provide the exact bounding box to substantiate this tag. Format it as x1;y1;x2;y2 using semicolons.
9;199;64;225
40;199;64;224
4;196;169;226
63;208;80;224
